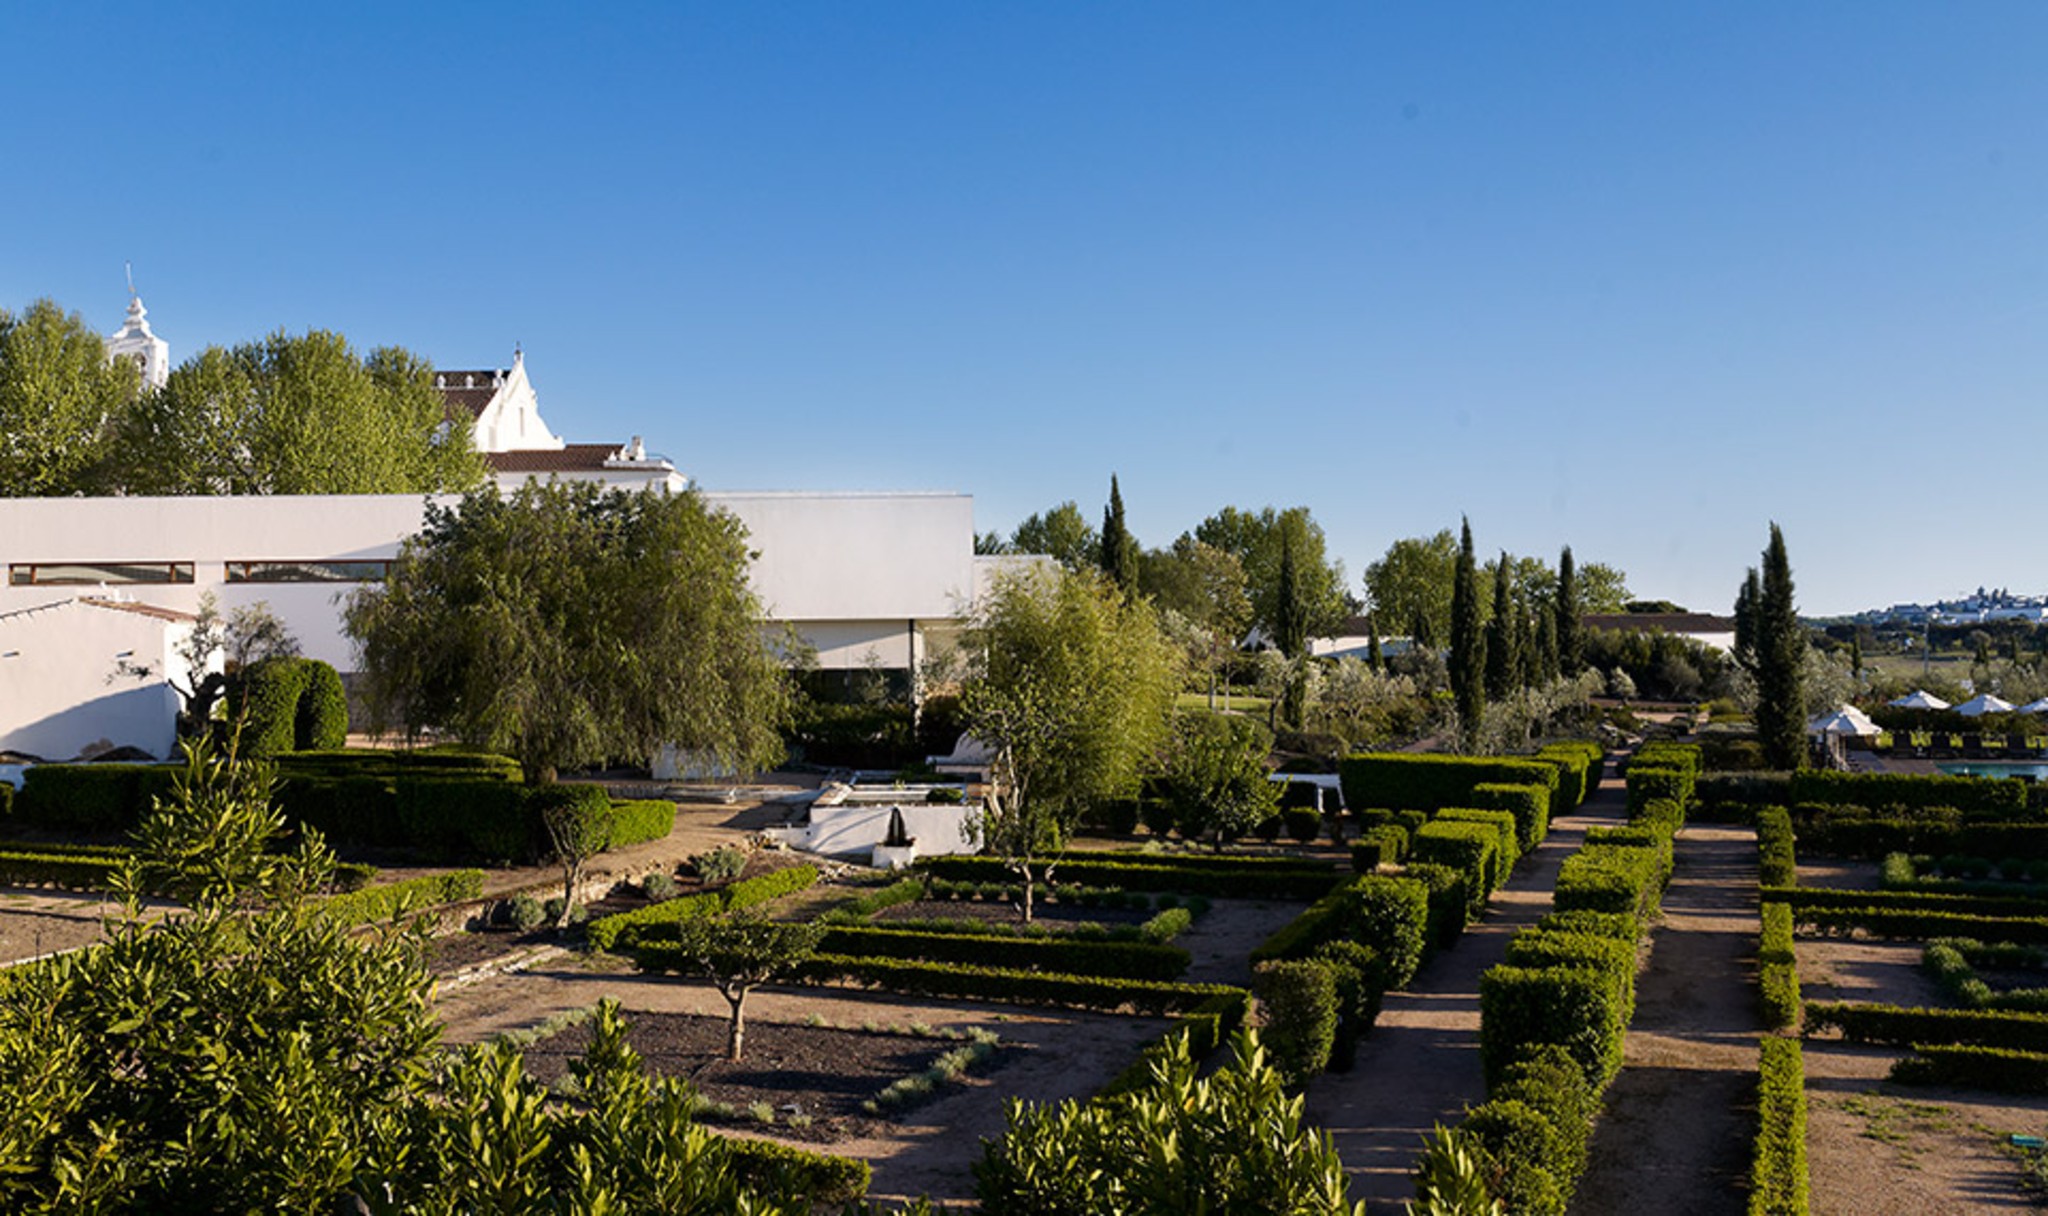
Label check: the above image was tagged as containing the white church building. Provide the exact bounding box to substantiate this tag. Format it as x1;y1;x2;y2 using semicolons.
0;296;987;762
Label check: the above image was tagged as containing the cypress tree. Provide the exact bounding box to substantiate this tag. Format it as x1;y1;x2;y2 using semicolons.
1514;584;1539;689
1534;599;1560;683
1449;518;1486;748
1275;529;1308;659
1733;567;1762;674
1099;475;1139;595
1555;546;1583;676
1754;524;1806;770
1485;552;1517;701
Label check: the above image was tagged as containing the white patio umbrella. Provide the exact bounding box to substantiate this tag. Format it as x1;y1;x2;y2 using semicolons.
1954;693;2017;717
1807;705;1882;737
1888;690;1952;711
2018;697;2048;716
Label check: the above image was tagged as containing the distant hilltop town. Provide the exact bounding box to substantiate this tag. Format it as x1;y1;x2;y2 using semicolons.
1854;588;2048;626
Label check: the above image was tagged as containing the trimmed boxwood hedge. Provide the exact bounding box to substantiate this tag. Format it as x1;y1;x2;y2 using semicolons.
1789;770;2028;819
1890;1043;2048;1094
1478;964;1627;1090
1249;877;1366;964
1758;807;1796;888
1338;754;1559;817
319;869;487;927
777;953;1242;1015
1790;904;2048;944
1537;741;1604;807
816;925;1191;981
917;855;1340;900
1554;835;1670;920
1625;767;1690;820
722;1136;871;1205
1468;782;1551;850
1803;1001;2048;1050
1412;821;1500;918
1760;903;1800;1030
1350;825;1409;872
1402;861;1469;950
1750;1037;1809;1216
1437;808;1520;878
15;764;181;832
1253;958;1340;1085
1763;885;2048;918
603;799;675;849
590;864;819;953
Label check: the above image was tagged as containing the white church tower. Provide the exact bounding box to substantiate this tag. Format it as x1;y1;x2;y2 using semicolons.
105;287;171;390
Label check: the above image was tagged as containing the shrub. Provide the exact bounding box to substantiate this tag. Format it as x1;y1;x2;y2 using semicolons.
693;846;748;883
1350;825;1408;872
395;779;538;864
1436;808;1520;877
542;897;587;925
1349;875;1431;990
1803;1002;2048;1051
1625;767;1689;820
296;660;349;750
1554;838;1669;921
1491;1043;1597;1183
1890;1043;2048;1094
606;799;675;848
1099;991;1253;1096
1750;1038;1809;1216
785;953;1242;1015
919;855;1341;900
1402;861;1469;950
1413;821;1500;919
508;894;547;931
234;657;313;757
816;926;1192;981
1479;965;1626;1090
722;1136;872;1206
1250;877;1366;964
1253;959;1340;1085
1788;770;2028;820
1461;1098;1567;1216
588;865;819;952
642;872;679;901
1536;741;1604;807
1468;782;1550;850
1534;909;1637;939
14;764;182;833
1757;806;1797;889
1759;903;1800;1030
1283;808;1322;845
1339;754;1559;816
1312;939;1385;1067
319;869;485;927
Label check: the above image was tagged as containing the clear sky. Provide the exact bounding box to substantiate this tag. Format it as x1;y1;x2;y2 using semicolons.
5;3;2045;617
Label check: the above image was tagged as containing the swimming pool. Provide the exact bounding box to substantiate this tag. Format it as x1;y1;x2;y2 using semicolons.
1938;761;2048;781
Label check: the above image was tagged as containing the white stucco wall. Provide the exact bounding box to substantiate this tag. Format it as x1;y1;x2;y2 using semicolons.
0;599;201;761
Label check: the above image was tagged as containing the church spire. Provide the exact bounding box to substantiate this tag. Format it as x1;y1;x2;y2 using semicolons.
105;268;170;390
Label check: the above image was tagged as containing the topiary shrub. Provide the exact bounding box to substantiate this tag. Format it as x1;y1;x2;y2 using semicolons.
1311;939;1383;1069
1253;959;1339;1086
1468;782;1551;850
1401;861;1469;950
1413;820;1500;918
233;657;313;757
1347;875;1429;990
605;799;675;849
1284;808;1322;845
294;660;349;750
508;894;547;930
1479;964;1626;1090
1461;1098;1567;1216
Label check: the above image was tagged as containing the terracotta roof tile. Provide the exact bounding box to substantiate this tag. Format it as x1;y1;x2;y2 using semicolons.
434;370;505;420
77;597;200;624
484;444;623;473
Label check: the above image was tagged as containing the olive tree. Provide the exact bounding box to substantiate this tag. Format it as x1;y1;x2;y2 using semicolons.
345;481;793;784
960;565;1180;920
667;912;825;1061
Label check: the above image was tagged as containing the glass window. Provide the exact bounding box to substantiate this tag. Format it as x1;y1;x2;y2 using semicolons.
8;562;195;586
224;561;392;583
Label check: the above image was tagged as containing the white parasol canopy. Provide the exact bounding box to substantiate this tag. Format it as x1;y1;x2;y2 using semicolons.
1807;705;1882;737
1955;694;2017;717
2018;697;2048;716
1888;690;1952;711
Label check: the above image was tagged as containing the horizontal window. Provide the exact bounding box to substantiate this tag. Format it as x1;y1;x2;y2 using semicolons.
225;560;392;584
9;562;195;586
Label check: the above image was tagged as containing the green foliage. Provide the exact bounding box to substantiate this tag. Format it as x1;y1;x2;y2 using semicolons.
298;659;350;749
1160;712;1281;846
665;912;826;1060
1008;500;1100;569
1624;766;1690;819
1554;824;1674;921
1338;753;1559;818
1758;806;1797;888
1478;965;1627;1091
102;328;486;496
15;762;180;832
509;893;547;931
1100;474;1139;594
816;925;1191;980
607;799;676;848
1489;1044;1597;1188
1100;991;1254;1097
919;853;1341;900
1346;875;1430;990
781;952;1243;1015
1449;519;1486;747
0;298;138;495
694;844;749;883
534;782;616;926
1468;782;1551;850
1251;876;1373;964
1351;824;1410;871
319;869;486;928
1435;808;1520;879
1787;770;2028;818
1890;1043;2048;1094
976;1028;1366;1216
347;480;792;784
1253;960;1341;1085
1750;1038;1810;1216
1461;1098;1566;1216
1749;525;1806;771
1402;861;1471;950
1759;903;1801;1030
228;657;351;757
1413;821;1500;918
1409;1124;1505;1216
961;563;1182;918
588;864;819;952
1803;1001;2048;1051
1195;504;1352;644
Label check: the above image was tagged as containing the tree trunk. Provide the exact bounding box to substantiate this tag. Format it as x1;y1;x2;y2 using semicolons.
557;860;580;929
726;991;747;1061
1019;859;1035;924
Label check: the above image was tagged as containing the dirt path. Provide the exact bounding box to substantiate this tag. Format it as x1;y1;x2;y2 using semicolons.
1180;897;1312;986
1303;760;1623;1211
1569;824;1760;1216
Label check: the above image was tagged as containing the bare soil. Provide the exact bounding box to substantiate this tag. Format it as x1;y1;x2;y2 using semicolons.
0;888;129;964
1796;934;1949;1008
521;1011;1006;1143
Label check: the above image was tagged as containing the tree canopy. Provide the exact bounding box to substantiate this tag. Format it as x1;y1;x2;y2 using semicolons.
0;298;138;495
1007;500;1101;569
104;329;486;495
959;564;1180;919
345;481;791;783
1194;505;1350;644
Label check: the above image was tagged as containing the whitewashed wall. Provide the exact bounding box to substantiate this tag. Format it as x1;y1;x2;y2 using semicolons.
0;599;203;761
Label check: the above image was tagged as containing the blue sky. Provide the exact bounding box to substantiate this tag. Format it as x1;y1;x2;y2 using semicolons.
5;3;2046;616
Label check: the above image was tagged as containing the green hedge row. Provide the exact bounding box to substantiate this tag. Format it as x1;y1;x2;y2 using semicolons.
603;799;676;849
230;657;349;757
1766;884;2048;918
917;855;1340;900
1349;825;1409;872
1461;1043;1598;1215
1413;820;1501;919
1537;741;1604;808
1098;991;1252;1096
721;1135;871;1206
1792;904;2048;944
1437;808;1520;879
1250;874;1432;993
1758;807;1796;888
0;849;125;889
14;764;182;832
1468;782;1551;851
1804;1001;2048;1051
814;925;1191;981
781;953;1241;1015
1625;767;1691;820
1760;903;1800;1030
589;864;819;952
1338;753;1560;818
1250;877;1369;964
1093;849;1342;872
1404;862;1469;950
1788;770;2028;819
1749;1038;1809;1216
319;869;487;928
1254;958;1342;1085
1890;1043;2048;1094
1554;826;1674;920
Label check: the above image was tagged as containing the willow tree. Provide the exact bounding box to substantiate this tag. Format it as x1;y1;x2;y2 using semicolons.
961;565;1180;920
345;481;792;784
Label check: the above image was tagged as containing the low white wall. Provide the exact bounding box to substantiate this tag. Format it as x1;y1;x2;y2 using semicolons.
780;803;980;859
0;600;200;761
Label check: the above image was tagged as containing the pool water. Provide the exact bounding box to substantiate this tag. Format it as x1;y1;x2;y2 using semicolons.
1938;762;2048;781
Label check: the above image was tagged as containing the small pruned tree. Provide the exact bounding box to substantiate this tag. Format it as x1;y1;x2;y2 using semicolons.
960;565;1180;920
1160;712;1280;849
536;785;612;928
667;911;825;1061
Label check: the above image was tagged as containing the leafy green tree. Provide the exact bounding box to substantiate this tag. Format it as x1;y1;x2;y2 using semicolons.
975;1029;1366;1215
1010;501;1101;569
1448;519;1486;749
103;330;486;495
1366;531;1458;650
0;298;137;495
1485;552;1519;701
1555;546;1584;676
1160;712;1280;848
538;787;613;928
346;481;792;784
960;565;1180;920
1195;505;1350;644
1753;524;1806;770
1140;536;1252;707
169;592;301;738
666;912;826;1061
1099;474;1140;594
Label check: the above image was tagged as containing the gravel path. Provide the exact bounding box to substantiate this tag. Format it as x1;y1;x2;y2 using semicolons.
1569;823;1760;1216
1303;760;1623;1212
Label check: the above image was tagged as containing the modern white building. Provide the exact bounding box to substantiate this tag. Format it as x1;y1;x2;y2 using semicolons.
0;299;985;761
